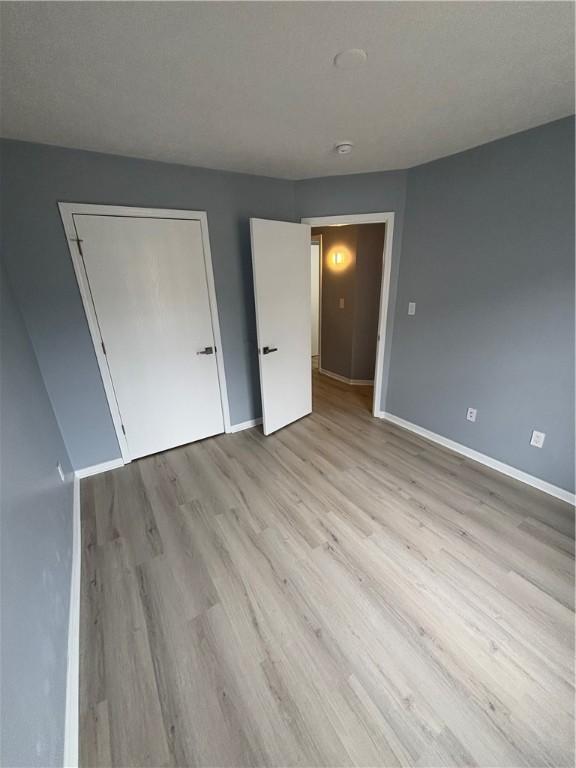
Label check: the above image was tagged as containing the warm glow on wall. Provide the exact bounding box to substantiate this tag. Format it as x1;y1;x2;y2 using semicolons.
326;244;352;272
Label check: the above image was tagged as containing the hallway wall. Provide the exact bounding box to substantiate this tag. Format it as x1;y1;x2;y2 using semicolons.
313;225;356;380
312;223;384;382
352;223;385;381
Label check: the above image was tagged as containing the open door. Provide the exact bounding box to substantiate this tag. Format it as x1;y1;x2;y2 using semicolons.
250;218;312;435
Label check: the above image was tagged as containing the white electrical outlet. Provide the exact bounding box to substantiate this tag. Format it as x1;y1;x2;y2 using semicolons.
56;462;65;482
530;430;546;448
408;302;416;316
466;407;477;422
339;298;345;309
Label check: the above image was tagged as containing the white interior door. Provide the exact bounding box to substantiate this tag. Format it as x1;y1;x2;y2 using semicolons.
250;218;312;435
74;214;224;460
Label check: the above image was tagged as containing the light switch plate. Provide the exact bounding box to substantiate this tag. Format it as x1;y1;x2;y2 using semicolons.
408;302;416;316
339;298;345;309
57;462;65;482
466;407;477;422
530;430;546;448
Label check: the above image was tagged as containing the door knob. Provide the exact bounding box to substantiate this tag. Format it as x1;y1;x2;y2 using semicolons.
262;346;278;355
197;346;214;355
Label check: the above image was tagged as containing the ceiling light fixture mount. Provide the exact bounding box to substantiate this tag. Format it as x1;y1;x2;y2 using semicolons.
333;48;368;70
335;142;354;155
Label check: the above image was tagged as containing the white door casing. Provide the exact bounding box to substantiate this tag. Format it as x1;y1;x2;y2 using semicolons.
310;240;321;357
60;204;229;462
250;218;312;435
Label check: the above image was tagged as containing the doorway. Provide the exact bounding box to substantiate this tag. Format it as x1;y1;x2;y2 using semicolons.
310;235;321;371
303;213;395;418
309;222;384;411
59;204;230;463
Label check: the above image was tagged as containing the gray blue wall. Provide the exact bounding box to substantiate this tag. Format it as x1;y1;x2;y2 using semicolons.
2;118;573;492
386;117;575;492
1;267;74;767
0;140;295;469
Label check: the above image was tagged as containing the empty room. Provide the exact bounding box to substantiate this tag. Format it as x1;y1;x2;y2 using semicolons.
1;2;574;768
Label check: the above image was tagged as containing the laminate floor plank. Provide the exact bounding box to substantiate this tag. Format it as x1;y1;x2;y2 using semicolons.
80;700;112;768
80;372;574;767
98;538;171;767
79;478;105;714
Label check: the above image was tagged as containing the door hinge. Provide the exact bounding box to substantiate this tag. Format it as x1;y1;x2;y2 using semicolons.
72;237;84;257
121;424;126;436
101;340;107;356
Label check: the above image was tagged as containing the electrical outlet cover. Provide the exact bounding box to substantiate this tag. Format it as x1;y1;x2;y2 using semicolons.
466;407;477;422
530;430;546;448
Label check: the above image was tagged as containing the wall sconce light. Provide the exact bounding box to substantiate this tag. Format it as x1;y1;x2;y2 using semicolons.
327;246;350;272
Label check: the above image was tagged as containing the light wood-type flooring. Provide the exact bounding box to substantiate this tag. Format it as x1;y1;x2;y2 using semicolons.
80;373;575;767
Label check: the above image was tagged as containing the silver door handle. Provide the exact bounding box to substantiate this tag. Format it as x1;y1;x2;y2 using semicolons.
197;346;214;355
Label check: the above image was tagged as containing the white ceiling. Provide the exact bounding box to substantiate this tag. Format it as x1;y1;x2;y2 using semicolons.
1;2;574;179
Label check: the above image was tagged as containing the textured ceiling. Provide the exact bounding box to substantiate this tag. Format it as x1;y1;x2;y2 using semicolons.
1;2;574;179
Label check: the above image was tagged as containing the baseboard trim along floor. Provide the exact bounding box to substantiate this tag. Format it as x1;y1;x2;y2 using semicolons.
380;410;575;505
74;457;125;479
319;368;374;386
229;417;263;433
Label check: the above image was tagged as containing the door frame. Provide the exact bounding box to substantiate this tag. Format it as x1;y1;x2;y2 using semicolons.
300;212;395;418
58;203;231;464
310;234;323;369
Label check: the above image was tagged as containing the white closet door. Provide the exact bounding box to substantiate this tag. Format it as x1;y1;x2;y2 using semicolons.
74;214;224;460
250;218;312;435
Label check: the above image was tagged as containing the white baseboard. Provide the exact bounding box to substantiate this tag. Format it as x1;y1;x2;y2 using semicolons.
229;417;263;433
378;411;575;505
74;457;124;479
319;368;374;386
63;475;81;768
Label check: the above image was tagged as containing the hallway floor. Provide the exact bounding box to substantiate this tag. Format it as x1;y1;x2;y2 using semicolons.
80;372;574;767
